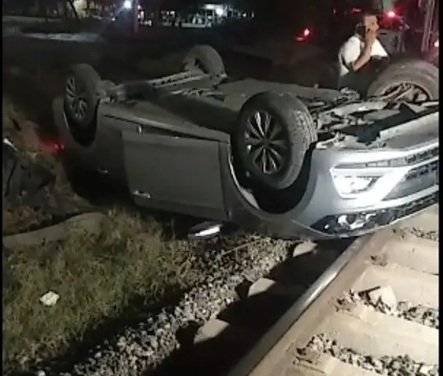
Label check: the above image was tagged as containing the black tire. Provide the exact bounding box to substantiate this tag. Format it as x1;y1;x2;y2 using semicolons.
426;49;439;67
183;45;225;77
233;92;316;190
367;59;439;100
63;64;103;147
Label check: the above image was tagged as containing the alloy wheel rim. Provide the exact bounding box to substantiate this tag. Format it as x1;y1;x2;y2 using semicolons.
65;76;88;122
244;110;289;175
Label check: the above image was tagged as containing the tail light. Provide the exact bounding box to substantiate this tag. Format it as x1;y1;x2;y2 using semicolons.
434;39;439;48
295;28;311;41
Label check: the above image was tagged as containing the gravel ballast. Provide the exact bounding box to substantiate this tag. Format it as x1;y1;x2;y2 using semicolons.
40;235;295;376
396;228;439;242
298;334;439;376
338;289;439;329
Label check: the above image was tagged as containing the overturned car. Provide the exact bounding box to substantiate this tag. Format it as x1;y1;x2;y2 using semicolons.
53;45;439;240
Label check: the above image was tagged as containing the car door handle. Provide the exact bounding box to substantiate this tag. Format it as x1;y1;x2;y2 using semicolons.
98;167;109;174
133;190;151;199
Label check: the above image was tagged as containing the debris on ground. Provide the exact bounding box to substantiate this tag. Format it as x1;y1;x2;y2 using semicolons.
39;291;60;307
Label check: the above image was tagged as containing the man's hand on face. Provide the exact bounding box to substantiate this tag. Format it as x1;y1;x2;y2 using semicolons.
364;29;377;46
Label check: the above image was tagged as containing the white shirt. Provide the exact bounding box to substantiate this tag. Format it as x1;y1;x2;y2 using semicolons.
338;35;388;89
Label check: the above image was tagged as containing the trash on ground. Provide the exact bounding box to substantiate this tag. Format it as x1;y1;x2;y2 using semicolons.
39;291;60;306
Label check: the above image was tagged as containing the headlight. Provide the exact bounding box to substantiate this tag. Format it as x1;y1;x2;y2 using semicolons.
434;39;439;48
332;174;378;197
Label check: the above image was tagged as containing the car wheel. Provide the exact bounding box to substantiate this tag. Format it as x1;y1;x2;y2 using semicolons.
429;50;439;67
63;64;103;147
183;44;225;77
233;92;317;191
367;59;439;101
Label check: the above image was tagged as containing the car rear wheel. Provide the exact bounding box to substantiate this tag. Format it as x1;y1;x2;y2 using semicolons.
183;44;225;78
428;50;439;67
63;64;103;147
367;59;439;101
233;92;317;191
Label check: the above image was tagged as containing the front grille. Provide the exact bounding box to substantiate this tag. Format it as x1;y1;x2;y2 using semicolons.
404;147;439;166
408;161;439;180
385;160;439;200
391;192;438;219
337;146;439;169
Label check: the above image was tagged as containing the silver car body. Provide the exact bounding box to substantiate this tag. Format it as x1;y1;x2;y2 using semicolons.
53;73;439;240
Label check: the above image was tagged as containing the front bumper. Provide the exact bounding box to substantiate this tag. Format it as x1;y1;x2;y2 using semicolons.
227;137;439;240
293;141;439;238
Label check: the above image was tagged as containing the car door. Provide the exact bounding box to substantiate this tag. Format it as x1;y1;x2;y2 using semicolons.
122;130;228;221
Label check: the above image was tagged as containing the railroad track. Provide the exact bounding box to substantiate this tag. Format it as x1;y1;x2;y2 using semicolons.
6;207;436;376
153;206;438;376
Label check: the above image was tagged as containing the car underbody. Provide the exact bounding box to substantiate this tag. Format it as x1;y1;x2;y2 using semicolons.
54;62;439;240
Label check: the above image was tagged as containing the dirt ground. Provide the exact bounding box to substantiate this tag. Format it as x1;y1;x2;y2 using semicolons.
3;94;75;234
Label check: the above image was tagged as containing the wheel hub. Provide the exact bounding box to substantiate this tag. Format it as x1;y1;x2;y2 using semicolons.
244;111;288;175
65;77;88;122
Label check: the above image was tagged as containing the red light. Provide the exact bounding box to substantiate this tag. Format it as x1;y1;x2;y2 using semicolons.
434;39;439;48
41;140;65;154
350;7;362;13
386;10;397;18
295;28;311;41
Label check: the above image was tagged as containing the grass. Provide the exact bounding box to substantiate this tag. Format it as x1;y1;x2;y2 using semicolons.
2;44;204;375
2;92;202;376
3;205;51;235
3;209;201;374
2;99;202;373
